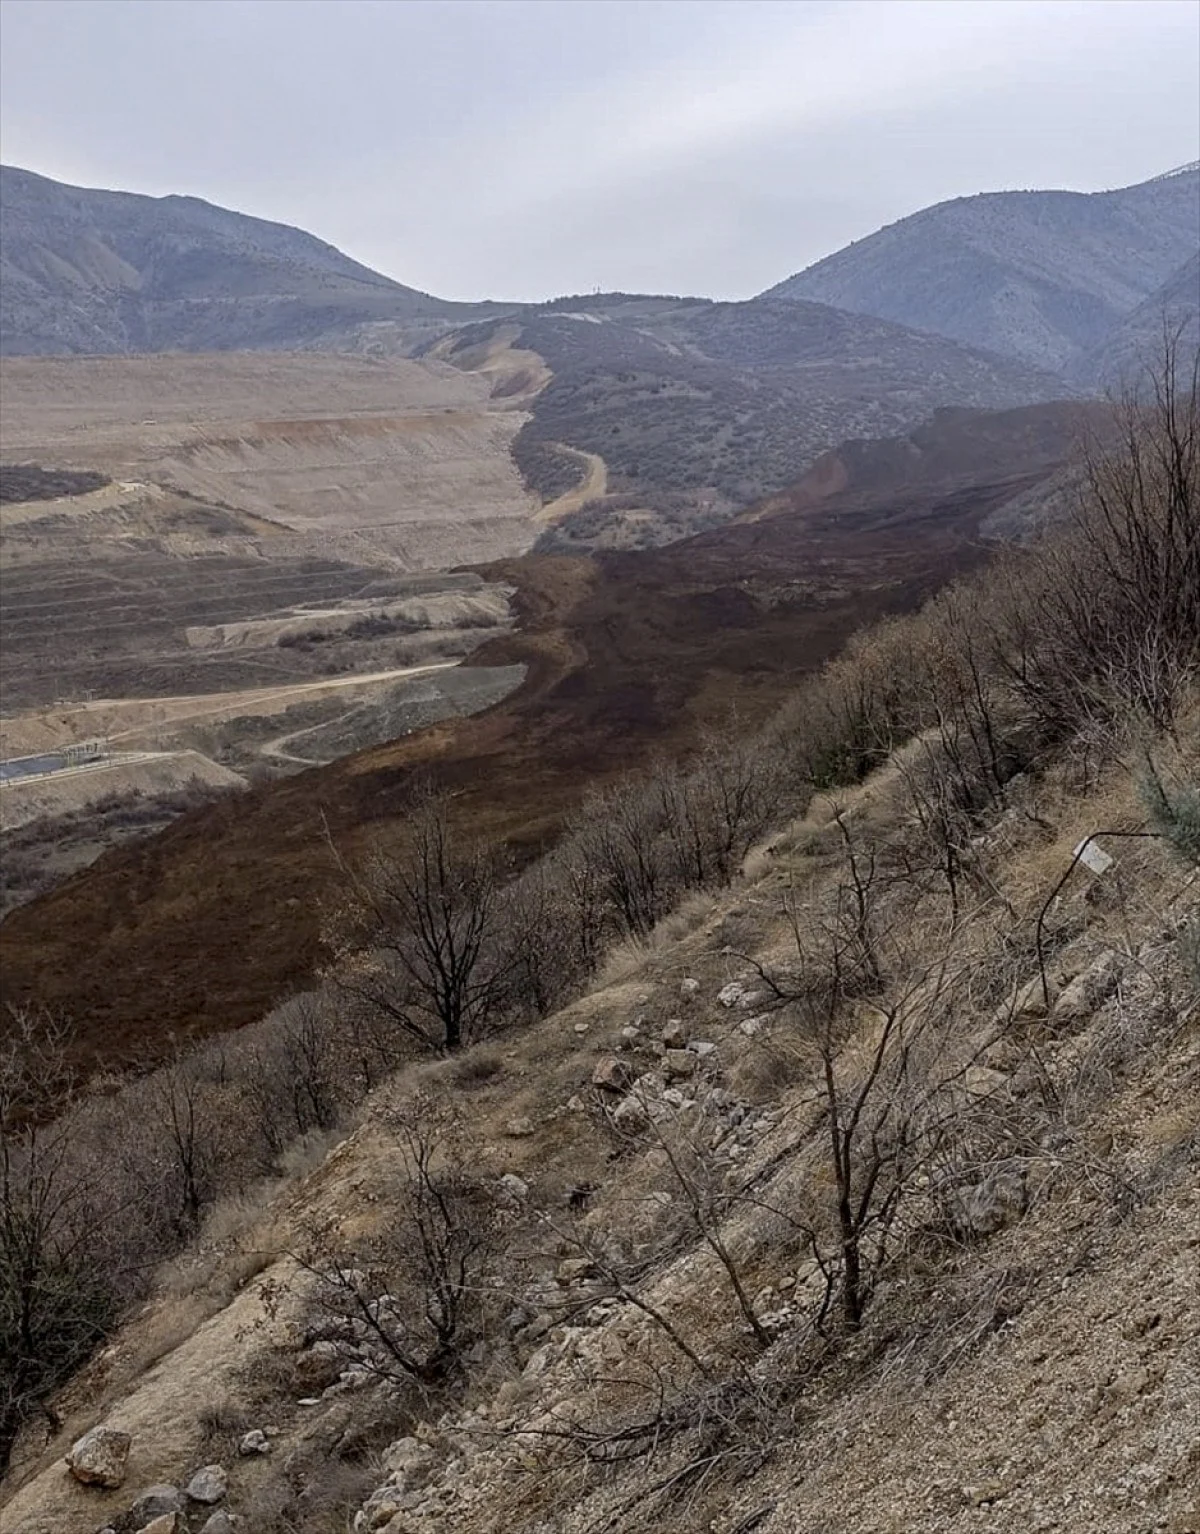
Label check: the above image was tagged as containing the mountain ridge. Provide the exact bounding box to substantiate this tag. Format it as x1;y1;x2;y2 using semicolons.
0;164;496;355
766;166;1200;377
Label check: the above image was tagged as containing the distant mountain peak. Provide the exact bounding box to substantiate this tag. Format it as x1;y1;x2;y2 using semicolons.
766;166;1200;378
0;164;478;356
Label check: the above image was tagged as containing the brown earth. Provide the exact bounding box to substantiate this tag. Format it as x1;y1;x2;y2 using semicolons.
0;409;1076;1077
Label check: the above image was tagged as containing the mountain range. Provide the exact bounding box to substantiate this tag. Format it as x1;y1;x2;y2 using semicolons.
0;164;492;356
770;163;1199;378
2;162;1196;384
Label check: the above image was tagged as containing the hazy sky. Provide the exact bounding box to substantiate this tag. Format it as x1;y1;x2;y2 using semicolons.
1;0;1197;301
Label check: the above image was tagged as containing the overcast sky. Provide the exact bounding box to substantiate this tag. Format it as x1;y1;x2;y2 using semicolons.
1;0;1197;301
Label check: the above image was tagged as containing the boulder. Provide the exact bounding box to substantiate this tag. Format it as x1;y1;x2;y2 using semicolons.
663;1049;698;1080
948;1169;1027;1239
67;1425;132;1489
185;1464;228;1505
383;1434;436;1485
141;1518;183;1534
126;1485;184;1525
591;1057;634;1092
612;1094;649;1132
199;1516;235;1534
661;1019;688;1049
556;1257;599;1285
717;982;746;1007
1053;951;1123;1024
679;977;701;998
238;1428;271;1456
293;1340;343;1392
739;1016;768;1038
504;1115;536;1138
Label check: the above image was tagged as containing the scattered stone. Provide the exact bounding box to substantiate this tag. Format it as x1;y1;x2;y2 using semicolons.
126;1485;185;1523
663;1049;698;1080
294;1339;343;1392
186;1465;228;1505
383;1435;436;1484
948;1169;1028;1238
718;982;747;1007
498;1172;530;1203
238;1429;271;1457
613;1094;649;1132
688;1040;717;1057
1053;951;1123;1024
504;1115;536;1138
573;1021;589;1035
661;1019;688;1049
556;1257;599;1285
140;1517;183;1534
67;1425;132;1489
1074;837;1115;875
619;1025;641;1048
963;1065;1008;1099
199;1516;234;1534
680;977;700;997
592;1057;635;1092
739;1015;768;1038
566;1095;586;1112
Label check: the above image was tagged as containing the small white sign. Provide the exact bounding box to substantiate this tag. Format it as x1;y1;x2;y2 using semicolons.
1074;839;1114;875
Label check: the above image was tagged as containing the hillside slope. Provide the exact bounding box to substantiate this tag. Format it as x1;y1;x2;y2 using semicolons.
4;701;1195;1534
1084;250;1200;386
446;295;1072;547
768;165;1200;376
0;165;487;355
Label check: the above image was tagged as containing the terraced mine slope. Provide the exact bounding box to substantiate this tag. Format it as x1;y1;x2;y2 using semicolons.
0;351;540;905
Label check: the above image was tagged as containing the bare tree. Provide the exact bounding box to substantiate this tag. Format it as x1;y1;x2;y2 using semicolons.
0;1011;122;1475
293;1095;505;1388
999;330;1199;735
336;795;513;1055
569;783;673;942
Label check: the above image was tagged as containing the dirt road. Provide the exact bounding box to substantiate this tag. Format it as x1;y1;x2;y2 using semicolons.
0;662;461;759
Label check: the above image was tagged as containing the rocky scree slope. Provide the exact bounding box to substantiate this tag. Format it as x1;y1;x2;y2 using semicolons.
0;165;491;355
3;718;1195;1534
768;165;1200;379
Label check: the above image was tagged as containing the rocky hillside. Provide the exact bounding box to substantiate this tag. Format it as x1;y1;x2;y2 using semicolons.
0;166;490;355
1;361;1196;1534
445;294;1072;545
767;164;1200;378
4;642;1196;1534
1084;250;1200;386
